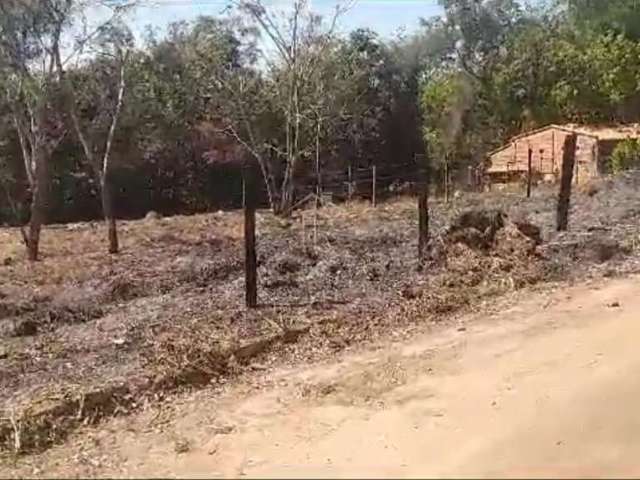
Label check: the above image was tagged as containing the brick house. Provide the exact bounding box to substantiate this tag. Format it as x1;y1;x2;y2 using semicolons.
485;124;640;185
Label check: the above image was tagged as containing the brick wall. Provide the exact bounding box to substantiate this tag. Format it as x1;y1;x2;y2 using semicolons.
488;127;599;184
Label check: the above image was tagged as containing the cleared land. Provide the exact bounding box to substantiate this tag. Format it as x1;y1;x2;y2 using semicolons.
4;273;640;478
2;172;640;463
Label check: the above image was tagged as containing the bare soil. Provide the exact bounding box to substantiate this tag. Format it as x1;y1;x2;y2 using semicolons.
2;172;640;458
4;274;640;478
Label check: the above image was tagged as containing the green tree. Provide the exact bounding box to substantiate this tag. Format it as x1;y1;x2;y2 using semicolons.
440;0;524;83
421;71;474;199
420;0;640;185
565;0;640;40
0;0;70;261
610;139;640;173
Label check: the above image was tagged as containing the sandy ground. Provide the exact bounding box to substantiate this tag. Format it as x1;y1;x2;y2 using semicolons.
5;274;640;478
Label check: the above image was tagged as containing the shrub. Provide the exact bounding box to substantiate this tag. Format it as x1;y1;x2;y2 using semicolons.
609;139;640;173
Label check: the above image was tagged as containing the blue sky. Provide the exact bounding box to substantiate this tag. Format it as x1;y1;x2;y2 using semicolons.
127;0;443;39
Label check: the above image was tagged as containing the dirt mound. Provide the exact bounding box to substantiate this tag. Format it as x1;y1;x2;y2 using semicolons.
443;209;541;255
383;210;548;336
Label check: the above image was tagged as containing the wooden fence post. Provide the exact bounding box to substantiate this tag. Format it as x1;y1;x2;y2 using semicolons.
372;165;377;207
418;154;430;261
527;148;533;198
313;186;319;245
241;176;246;208
556;134;577;232
243;165;258;308
443;155;450;203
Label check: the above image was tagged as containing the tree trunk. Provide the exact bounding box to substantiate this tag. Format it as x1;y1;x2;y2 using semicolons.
418;155;430;261
444;157;450;203
372;165;377;207
27;186;43;262
279;173;295;216
100;175;119;254
526;148;533;198
244;166;258;308
263;170;279;213
315;121;322;195
557;134;577;232
27;150;47;262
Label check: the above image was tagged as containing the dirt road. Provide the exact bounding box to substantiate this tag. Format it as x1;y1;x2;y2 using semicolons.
7;275;640;478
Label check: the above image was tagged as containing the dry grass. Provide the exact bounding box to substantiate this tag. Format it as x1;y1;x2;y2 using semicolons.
2;173;640;456
0;212;242;285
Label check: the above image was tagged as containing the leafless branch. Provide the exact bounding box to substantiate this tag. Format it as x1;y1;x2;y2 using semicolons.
61;0;136;67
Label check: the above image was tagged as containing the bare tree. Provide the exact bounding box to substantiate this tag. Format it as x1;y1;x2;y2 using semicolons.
217;0;355;214
55;15;133;254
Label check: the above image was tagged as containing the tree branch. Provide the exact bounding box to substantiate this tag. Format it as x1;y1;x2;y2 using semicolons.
54;40;97;172
12;112;34;188
236;0;292;65
101;48;129;179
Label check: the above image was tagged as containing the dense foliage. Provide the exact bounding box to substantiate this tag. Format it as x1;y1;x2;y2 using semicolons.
420;0;640;186
610;139;640;173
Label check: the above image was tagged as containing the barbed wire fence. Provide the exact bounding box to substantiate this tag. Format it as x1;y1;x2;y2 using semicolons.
239;156;482;255
240;154;484;304
239;157;483;212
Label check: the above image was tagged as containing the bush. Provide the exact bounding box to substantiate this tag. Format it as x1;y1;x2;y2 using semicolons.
609;139;640;173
